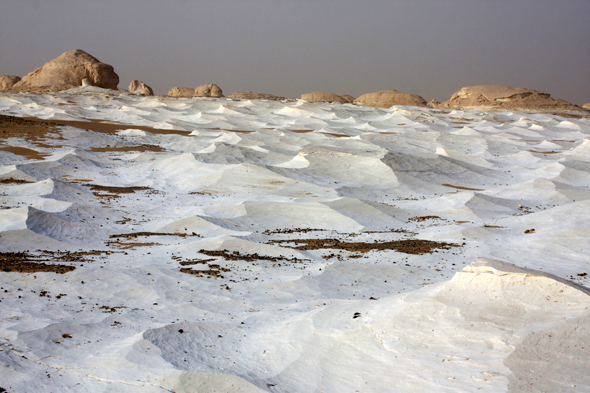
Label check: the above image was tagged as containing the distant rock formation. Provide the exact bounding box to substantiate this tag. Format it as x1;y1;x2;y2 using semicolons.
228;92;288;101
194;84;223;98
353;90;427;108
583;103;590;110
129;80;154;96
0;75;21;91
11;49;119;92
167;87;196;97
428;99;441;108
439;85;582;112
301;92;354;104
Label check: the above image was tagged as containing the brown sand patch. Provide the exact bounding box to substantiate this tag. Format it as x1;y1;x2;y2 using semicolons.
408;215;443;222
179;258;216;266
527;150;560;154
320;132;352;138
199;249;304;263
0;114;64;143
87;184;151;198
268;238;460;255
23;117;191;136
442;184;485;191
0;145;51;160
1;252;76;273
262;227;326;235
289;129;315;133
109;232;201;239
0;178;33;184
106;241;160;249
180;264;231;279
90;145;165;153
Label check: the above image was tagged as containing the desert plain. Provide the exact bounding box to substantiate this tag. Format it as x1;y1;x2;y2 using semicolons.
0;51;590;392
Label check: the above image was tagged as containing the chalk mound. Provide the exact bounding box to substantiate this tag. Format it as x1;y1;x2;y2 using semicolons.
301;92;354;104
195;83;223;97
353;89;427;108
167;87;196;97
0;75;21;91
439;85;582;112
128;80;154;96
12;49;119;92
228;92;288;101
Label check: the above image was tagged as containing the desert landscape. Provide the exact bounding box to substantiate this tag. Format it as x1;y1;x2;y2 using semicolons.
1;50;590;392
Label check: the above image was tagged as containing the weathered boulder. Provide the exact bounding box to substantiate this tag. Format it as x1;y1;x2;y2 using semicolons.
129;80;154;96
228;92;288;101
439;85;582;112
353;90;427;108
583;103;590;110
167;87;196;97
428;99;441;108
12;49;119;92
0;75;21;91
194;84;223;97
301;92;354;104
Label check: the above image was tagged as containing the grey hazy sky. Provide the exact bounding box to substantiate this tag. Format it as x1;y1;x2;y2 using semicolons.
1;0;589;104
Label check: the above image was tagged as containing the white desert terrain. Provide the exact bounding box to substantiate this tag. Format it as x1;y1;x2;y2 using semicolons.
0;87;589;392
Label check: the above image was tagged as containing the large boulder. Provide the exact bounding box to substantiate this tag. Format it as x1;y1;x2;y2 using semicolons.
353;90;427;108
194;83;223;97
228;92;288;101
129;80;154;96
439;85;582;112
11;49;119;92
582;103;590;110
167;87;196;97
301;92;354;104
0;75;21;91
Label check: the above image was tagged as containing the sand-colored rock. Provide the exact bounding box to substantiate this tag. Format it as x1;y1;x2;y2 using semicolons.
194;84;223;98
228;92;288;101
353;90;427;108
428;99;441;108
439;85;582;112
0;75;21;91
167;87;196;97
129;80;154;96
583;103;590;110
12;49;119;92
301;92;354;104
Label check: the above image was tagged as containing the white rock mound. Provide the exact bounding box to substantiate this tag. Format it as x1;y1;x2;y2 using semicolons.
0;75;21;91
353;89;427;108
129;80;154;96
301;92;354;104
439;85;582;112
194;83;223;97
11;49;119;92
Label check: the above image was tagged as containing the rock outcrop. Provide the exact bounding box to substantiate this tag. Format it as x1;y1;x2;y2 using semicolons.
194;84;223;98
129;80;154;96
583;103;590;110
228;92;288;101
0;75;21;91
167;87;196;97
439;85;582;112
353;90;427;108
11;49;119;92
301;92;354;104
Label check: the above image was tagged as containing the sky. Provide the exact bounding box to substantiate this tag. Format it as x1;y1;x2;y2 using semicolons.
1;0;589;104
